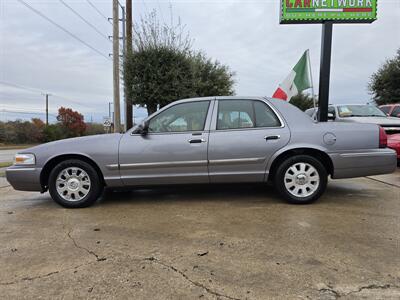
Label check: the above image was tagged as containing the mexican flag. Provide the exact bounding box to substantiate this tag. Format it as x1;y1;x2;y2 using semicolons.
272;50;312;101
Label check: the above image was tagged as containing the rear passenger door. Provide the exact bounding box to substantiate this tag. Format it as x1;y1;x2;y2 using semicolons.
208;99;290;183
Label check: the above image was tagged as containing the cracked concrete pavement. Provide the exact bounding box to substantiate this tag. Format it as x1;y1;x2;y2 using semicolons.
0;171;399;299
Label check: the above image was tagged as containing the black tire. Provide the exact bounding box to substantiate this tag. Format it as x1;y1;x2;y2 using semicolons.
48;159;103;208
274;155;327;204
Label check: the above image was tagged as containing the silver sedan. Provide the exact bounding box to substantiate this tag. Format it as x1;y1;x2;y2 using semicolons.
6;97;397;208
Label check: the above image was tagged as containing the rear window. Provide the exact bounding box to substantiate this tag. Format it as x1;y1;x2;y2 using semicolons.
391;106;400;117
217;100;281;130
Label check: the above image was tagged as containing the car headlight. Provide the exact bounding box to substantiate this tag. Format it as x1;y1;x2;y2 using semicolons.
14;154;36;166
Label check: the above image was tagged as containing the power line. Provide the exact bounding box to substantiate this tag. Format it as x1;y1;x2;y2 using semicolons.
0;109;57;117
59;0;111;43
0;81;94;108
17;0;111;61
86;0;112;25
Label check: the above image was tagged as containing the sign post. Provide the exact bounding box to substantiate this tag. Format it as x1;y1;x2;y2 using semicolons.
279;0;377;121
318;21;333;122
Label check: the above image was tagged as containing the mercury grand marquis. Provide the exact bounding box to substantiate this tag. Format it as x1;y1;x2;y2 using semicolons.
6;97;397;208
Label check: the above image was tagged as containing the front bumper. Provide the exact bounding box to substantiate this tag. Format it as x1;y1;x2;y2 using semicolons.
5;166;43;192
329;149;397;179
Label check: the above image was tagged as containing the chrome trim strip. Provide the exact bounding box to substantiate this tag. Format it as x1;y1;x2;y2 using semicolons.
209;157;265;166
106;164;119;170
119;160;208;170
6;167;36;172
339;151;395;158
104;176;122;180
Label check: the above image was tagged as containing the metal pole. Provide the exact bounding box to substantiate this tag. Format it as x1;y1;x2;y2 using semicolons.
125;0;133;130
108;102;112;118
112;0;121;132
317;21;333;122
45;94;49;125
120;5;127;132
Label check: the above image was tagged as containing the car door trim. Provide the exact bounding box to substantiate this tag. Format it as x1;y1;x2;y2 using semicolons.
107;157;265;170
113;160;208;170
208;157;265;166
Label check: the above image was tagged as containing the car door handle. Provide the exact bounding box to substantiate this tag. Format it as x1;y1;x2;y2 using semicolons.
264;135;280;141
188;138;206;144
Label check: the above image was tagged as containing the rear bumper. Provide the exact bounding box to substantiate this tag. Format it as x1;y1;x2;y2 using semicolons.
329;149;397;179
387;142;400;160
5;166;43;192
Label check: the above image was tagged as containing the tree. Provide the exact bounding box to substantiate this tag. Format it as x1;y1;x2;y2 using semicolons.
289;93;315;111
57;107;86;137
124;11;235;115
369;49;400;105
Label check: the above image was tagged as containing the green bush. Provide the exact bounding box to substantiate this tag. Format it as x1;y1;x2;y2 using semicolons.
0;120;105;145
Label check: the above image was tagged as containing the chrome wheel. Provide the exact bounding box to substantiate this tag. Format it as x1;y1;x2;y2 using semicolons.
56;167;91;202
284;162;320;198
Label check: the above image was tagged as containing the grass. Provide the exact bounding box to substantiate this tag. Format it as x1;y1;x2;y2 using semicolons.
0;162;12;177
0;162;12;168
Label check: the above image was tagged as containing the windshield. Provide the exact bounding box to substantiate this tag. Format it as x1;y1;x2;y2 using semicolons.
337;105;386;118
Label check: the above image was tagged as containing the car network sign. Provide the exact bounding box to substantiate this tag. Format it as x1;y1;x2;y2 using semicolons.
280;0;377;24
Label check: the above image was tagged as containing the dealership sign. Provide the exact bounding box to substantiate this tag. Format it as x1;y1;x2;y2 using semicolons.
280;0;377;24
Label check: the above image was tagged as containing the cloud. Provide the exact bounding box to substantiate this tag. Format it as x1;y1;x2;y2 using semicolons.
1;0;399;123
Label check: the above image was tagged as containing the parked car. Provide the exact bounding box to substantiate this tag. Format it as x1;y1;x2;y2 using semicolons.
379;104;400;118
388;134;400;163
305;104;400;161
6;97;397;208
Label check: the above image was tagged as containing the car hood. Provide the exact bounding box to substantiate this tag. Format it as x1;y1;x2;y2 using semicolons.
21;133;122;153
16;133;123;169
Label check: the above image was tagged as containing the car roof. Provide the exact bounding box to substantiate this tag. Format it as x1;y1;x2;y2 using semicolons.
174;96;267;104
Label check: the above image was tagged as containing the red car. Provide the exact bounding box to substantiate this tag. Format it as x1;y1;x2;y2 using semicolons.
380;104;400;118
387;133;400;163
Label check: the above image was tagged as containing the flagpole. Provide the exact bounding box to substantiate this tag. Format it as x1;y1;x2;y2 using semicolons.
307;49;317;109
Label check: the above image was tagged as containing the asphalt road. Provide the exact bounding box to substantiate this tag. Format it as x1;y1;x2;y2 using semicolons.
0;172;399;299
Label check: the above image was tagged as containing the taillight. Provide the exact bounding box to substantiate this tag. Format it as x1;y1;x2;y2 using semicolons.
379;126;387;148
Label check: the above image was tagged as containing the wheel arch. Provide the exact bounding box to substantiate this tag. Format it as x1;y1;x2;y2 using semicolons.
40;154;105;191
267;147;334;181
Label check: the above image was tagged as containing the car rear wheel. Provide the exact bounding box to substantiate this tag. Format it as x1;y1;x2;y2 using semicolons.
48;159;103;208
274;155;327;204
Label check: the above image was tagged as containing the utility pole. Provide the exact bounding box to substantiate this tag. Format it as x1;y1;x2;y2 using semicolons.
125;0;133;130
112;0;121;133
108;102;112;119
42;93;51;126
120;4;127;132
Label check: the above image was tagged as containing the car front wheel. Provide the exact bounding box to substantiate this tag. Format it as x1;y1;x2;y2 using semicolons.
48;159;103;208
274;155;327;204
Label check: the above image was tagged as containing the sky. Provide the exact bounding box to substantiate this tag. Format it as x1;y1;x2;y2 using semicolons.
0;0;399;123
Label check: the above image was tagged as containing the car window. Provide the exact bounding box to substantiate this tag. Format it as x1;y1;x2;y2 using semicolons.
380;106;390;114
149;101;210;133
217;100;255;130
254;101;281;127
337;105;386;118
391;106;400;117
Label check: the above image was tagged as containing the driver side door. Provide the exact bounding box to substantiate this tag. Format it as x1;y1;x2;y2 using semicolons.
118;100;213;186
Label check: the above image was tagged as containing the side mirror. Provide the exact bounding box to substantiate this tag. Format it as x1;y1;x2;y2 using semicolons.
327;113;335;120
141;120;149;135
132;120;149;135
397;113;400;118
